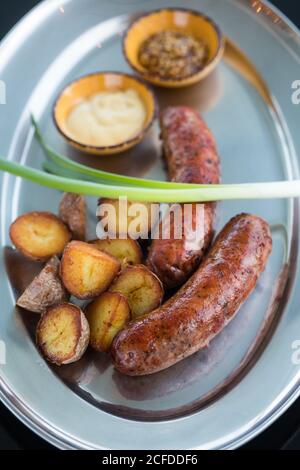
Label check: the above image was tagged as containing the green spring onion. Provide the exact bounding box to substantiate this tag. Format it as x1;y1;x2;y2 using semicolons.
31;115;199;190
1;157;300;203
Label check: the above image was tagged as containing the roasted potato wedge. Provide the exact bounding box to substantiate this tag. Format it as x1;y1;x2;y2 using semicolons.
90;238;143;267
59;193;87;241
98;198;158;239
17;256;69;314
36;303;90;365
60;241;121;299
109;265;164;319
85;292;131;352
10;212;71;261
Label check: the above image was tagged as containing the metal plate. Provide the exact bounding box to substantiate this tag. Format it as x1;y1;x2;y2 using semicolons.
0;0;300;450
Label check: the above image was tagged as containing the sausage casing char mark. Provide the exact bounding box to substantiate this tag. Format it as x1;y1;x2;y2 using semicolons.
111;214;272;376
146;106;221;289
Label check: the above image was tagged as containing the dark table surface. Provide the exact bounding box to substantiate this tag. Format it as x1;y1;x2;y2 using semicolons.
0;0;300;451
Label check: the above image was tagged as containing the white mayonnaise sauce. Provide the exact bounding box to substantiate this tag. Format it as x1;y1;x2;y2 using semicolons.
66;89;146;147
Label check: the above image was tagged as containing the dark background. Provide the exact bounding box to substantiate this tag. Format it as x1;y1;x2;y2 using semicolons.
0;0;299;451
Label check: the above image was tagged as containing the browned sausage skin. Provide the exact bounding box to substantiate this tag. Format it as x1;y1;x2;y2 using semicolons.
111;214;272;376
146;106;220;289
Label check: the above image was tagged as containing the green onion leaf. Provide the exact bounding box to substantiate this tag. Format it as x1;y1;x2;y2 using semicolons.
1;157;300;203
31;115;199;189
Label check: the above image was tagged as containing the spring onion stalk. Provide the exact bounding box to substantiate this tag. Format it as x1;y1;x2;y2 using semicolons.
43;160;147;187
1;157;300;203
31;115;200;190
33;116;300;202
42;160;124;185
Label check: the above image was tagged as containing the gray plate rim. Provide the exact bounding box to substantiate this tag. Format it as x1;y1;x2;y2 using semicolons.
0;0;300;450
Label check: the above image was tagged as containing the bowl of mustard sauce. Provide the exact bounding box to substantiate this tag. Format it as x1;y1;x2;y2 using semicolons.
53;72;157;155
123;8;224;88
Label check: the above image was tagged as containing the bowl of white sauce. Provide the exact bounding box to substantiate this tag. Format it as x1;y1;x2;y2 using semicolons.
53;72;157;155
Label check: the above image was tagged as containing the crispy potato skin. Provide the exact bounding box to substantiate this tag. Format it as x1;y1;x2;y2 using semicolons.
111;214;272;376
146;107;221;289
36;303;90;366
59;193;87;241
90;238;143;266
85;292;131;353
60;241;121;299
10;212;71;262
98;198;157;238
17;256;69;314
109;265;164;319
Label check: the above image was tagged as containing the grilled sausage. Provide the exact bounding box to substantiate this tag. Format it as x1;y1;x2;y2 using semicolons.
146;106;220;289
111;214;272;376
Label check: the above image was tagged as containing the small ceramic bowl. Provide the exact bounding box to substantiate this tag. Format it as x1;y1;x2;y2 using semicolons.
123;8;224;88
53;72;157;156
